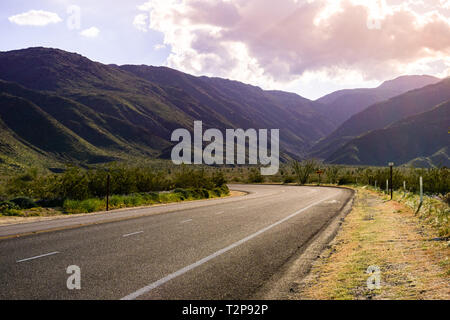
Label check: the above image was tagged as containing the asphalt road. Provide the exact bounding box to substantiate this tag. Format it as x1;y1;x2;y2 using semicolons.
0;184;353;300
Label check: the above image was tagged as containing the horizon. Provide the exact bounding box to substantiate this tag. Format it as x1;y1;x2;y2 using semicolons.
1;0;449;100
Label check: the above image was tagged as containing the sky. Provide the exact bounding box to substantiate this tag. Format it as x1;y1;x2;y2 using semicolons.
1;0;449;100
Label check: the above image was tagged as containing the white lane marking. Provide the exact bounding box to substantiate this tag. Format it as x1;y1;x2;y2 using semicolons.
121;192;339;300
123;231;144;238
180;219;193;224
16;251;60;263
215;211;225;215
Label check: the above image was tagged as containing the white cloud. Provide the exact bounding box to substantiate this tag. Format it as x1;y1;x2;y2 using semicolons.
133;13;149;32
8;10;62;27
80;27;100;38
154;44;166;50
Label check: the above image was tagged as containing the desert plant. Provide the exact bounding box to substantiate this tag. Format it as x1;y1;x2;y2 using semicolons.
292;159;319;185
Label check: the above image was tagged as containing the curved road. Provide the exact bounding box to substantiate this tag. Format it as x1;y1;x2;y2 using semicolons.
0;184;353;300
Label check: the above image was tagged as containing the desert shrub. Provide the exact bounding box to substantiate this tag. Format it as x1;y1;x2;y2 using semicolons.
337;174;354;185
174;188;190;200
63;198;105;214
247;168;264;183
441;193;450;206
1;208;23;216
282;176;295;183
10;197;37;209
326;166;341;184
36;198;64;208
0;201;19;212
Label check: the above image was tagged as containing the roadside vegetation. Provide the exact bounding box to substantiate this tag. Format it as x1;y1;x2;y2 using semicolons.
0;164;229;216
0;159;447;220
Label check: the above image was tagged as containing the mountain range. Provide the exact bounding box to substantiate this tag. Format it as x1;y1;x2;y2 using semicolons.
0;47;448;170
311;78;450;166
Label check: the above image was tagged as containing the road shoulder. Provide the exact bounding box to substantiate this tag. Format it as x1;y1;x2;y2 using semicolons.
293;187;450;300
253;187;355;299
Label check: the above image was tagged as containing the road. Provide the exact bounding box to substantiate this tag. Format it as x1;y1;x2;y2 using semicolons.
0;184;353;300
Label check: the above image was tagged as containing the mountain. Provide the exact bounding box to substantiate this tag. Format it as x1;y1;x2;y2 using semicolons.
0;47;336;169
119;65;335;157
316;75;441;126
325;100;450;167
310;77;450;160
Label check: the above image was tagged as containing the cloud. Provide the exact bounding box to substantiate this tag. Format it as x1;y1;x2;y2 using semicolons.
154;44;166;50
136;0;450;92
133;13;149;32
80;27;100;38
8;10;62;26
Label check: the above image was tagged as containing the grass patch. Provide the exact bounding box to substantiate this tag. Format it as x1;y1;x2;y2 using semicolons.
62;186;230;214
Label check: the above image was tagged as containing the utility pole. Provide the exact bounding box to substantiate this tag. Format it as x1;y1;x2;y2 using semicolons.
388;162;394;200
106;174;110;212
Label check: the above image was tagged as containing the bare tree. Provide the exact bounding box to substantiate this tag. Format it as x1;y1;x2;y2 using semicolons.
292;159;319;185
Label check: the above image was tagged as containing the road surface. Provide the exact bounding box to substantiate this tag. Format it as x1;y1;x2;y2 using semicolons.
0;184;353;300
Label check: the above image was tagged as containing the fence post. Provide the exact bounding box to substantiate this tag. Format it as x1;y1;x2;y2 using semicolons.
420;176;423;204
388;162;394;200
415;176;423;214
403;181;406;198
106;174;110;212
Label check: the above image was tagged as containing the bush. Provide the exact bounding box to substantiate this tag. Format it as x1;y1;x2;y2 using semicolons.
10;197;37;209
441;193;450;206
0;201;19;212
282;176;294;184
36;198;64;208
174;188;190;200
247;168;264;183
63;198;105;214
1;208;23;216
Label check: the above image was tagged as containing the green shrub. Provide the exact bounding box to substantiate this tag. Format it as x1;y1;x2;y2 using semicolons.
10;197;37;209
36;198;64;208
63;198;105;214
282;176;294;183
441;193;450;206
1;208;23;216
247;168;264;183
0;201;19;213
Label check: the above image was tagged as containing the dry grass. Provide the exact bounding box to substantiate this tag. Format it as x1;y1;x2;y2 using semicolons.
297;187;450;300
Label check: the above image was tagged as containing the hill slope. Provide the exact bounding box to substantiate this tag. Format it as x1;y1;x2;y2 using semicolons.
316;75;440;126
0;47;336;167
310;78;450;160
325;100;450;167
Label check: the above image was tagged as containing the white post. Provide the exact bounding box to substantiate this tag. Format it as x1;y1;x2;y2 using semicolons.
419;176;423;204
403;180;406;197
386;179;389;194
